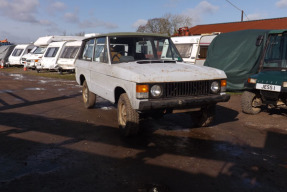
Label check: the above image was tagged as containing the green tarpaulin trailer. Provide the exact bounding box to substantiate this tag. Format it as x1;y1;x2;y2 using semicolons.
204;29;270;91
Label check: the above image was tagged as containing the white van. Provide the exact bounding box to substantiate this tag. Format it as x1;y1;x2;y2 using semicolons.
171;35;200;64
7;44;35;66
24;36;84;69
57;40;83;73
195;34;218;66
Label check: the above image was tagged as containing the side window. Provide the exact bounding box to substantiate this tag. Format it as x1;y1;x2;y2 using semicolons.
82;39;95;61
60;47;80;59
94;37;108;63
44;47;59;57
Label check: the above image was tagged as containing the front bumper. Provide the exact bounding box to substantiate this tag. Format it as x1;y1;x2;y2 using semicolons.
138;93;230;111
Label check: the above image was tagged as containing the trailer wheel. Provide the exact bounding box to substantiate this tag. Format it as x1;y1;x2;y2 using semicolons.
82;81;96;109
191;104;216;127
117;93;139;137
241;91;262;114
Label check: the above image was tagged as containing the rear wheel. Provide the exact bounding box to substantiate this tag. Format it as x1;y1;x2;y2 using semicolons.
117;93;139;137
82;81;96;109
191;104;216;127
241;91;262;114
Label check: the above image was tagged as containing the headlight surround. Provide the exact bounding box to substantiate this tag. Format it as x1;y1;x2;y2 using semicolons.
283;82;287;88
136;84;149;99
211;81;220;93
150;84;163;98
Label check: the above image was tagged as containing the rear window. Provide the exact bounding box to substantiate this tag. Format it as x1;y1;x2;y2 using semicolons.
12;49;23;56
44;47;59;57
60;46;80;59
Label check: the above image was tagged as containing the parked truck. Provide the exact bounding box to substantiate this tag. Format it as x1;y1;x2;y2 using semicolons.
242;29;287;114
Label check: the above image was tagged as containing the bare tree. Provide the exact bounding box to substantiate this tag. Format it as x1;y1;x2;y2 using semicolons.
74;32;85;36
136;13;192;36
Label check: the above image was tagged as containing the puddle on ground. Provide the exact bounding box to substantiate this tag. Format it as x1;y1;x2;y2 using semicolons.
0;90;13;93
9;74;24;80
24;88;46;91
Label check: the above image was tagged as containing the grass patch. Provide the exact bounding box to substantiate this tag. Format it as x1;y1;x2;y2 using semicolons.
227;91;243;95
1;67;76;81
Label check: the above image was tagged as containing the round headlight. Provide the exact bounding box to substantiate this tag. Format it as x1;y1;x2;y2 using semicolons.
150;85;162;97
211;81;220;93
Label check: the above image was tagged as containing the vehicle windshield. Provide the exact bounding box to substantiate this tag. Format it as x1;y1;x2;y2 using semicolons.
109;36;183;64
33;47;46;54
263;33;287;69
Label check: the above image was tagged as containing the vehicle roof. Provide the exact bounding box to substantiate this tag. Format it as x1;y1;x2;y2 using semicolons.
84;32;169;40
268;29;287;34
64;40;82;46
47;41;67;47
34;36;85;46
14;44;34;49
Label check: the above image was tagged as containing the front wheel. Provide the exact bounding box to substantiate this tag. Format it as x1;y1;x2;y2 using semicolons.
241;91;262;114
191;104;216;127
82;81;96;109
117;93;139;137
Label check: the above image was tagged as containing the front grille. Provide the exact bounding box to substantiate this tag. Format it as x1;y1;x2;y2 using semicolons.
163;81;212;98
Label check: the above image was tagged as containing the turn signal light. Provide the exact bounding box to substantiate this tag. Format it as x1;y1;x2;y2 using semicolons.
221;79;227;87
136;85;149;93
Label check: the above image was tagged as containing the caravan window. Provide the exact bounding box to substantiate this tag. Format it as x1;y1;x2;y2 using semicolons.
34;47;46;54
44;47;59;57
60;46;80;59
174;44;192;58
198;46;208;59
12;49;23;56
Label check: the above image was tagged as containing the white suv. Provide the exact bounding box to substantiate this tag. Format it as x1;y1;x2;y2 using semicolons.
75;33;230;136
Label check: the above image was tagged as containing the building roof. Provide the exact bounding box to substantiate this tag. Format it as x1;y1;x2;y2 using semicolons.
189;17;287;35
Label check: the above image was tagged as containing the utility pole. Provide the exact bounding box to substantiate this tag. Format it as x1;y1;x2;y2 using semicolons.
241;10;244;22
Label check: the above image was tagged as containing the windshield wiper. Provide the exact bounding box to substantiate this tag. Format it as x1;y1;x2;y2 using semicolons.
136;60;176;64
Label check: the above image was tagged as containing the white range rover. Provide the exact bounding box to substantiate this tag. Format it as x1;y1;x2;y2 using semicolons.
75;33;230;136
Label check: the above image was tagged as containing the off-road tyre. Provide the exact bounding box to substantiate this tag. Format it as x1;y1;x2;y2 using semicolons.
241;91;262;114
117;93;140;137
82;81;96;109
191;104;216;127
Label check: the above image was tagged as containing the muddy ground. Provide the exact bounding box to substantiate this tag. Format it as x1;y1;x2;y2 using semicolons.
0;69;287;192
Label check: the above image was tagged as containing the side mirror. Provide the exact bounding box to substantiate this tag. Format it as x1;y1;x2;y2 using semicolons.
256;35;264;46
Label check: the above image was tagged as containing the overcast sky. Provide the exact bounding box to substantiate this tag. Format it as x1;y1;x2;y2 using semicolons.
1;0;287;43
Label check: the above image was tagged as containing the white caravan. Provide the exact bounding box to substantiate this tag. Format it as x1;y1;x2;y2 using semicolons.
57;40;83;73
24;36;84;69
195;34;218;66
36;41;66;72
171;35;200;64
7;44;35;66
171;33;219;65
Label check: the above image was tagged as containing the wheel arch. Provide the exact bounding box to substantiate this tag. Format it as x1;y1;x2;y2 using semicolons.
114;87;126;104
79;74;86;85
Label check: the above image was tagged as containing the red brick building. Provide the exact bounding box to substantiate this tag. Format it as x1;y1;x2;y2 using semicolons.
176;17;287;36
